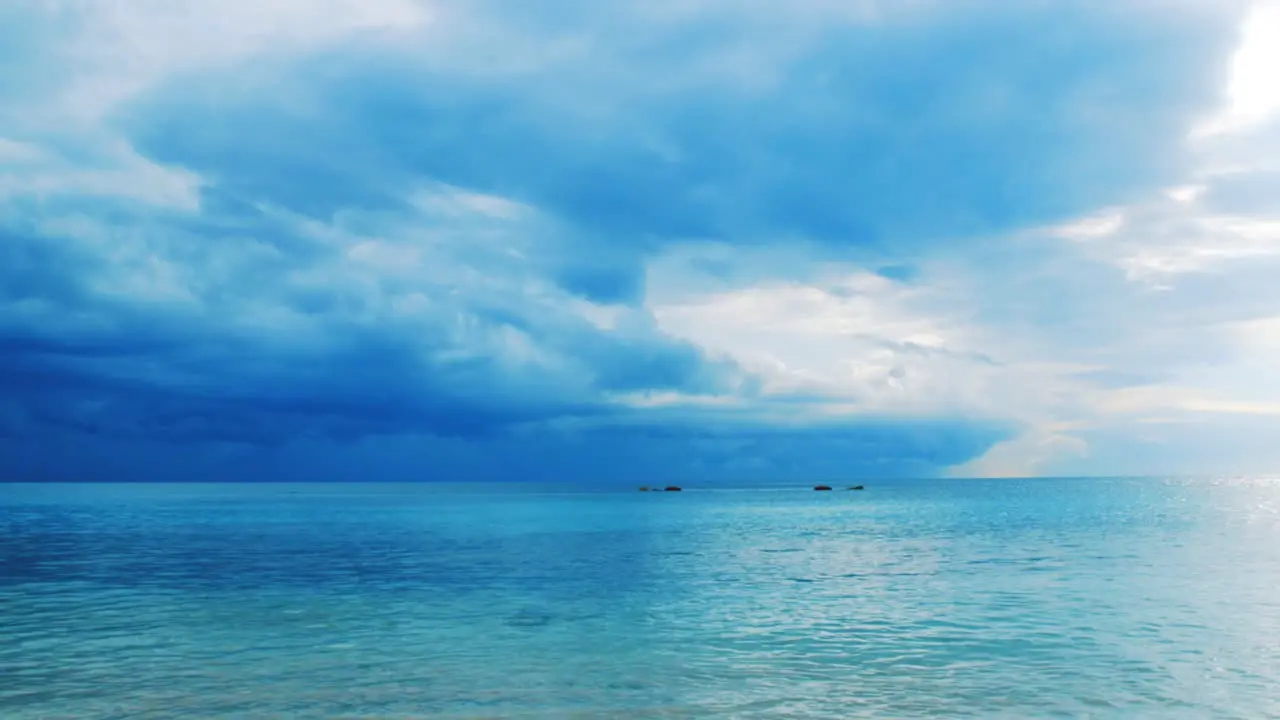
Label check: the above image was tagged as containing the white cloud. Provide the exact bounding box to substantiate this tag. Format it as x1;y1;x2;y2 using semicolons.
639;148;1280;475
1048;209;1126;241
1;1;428;211
0;136;200;209
1003;147;1280;474
949;425;1090;478
411;184;533;222
645;246;1089;426
1044;188;1280;285
53;0;429;122
649;262;951;405
1166;184;1207;203
641;245;1159;476
1195;0;1280;138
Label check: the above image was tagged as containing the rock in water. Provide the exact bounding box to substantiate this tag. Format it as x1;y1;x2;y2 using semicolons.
664;486;682;492
814;485;833;491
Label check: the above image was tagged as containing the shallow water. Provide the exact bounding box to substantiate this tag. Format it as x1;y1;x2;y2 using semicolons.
2;478;1279;718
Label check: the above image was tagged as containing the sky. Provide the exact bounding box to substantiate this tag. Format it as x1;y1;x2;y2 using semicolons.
3;0;1280;483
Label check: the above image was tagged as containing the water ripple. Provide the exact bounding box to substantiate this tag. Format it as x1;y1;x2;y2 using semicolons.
2;479;1279;718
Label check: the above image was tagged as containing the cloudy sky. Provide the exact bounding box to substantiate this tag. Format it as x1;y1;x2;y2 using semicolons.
3;0;1280;482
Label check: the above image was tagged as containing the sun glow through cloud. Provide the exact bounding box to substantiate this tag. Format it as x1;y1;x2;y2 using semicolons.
1196;0;1280;137
1225;2;1280;123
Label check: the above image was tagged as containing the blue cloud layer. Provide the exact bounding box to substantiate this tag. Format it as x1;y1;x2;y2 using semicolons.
0;0;1254;481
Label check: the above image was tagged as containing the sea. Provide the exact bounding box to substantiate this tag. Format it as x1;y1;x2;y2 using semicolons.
2;477;1278;719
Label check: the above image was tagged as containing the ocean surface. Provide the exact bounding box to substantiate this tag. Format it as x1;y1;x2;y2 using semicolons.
2;478;1279;719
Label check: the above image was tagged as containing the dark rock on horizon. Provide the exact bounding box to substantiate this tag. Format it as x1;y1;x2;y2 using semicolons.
849;485;865;490
814;485;832;491
664;486;682;492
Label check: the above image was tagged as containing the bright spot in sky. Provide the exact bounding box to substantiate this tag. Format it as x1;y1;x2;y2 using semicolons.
1198;0;1280;136
1228;2;1280;120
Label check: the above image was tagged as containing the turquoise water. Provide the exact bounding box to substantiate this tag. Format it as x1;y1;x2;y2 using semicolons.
2;479;1279;718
